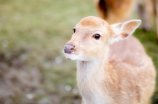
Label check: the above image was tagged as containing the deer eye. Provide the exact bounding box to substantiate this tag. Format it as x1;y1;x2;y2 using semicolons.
93;34;100;40
73;28;76;33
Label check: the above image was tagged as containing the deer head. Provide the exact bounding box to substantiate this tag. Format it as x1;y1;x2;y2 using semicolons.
63;16;141;61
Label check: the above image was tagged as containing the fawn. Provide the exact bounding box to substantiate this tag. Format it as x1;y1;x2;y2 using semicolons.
63;16;156;104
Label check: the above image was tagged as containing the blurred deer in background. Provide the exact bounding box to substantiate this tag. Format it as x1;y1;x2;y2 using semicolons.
95;0;158;39
63;16;156;104
153;0;158;39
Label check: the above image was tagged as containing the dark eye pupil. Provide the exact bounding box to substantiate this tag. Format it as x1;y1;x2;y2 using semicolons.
94;34;100;39
73;29;76;33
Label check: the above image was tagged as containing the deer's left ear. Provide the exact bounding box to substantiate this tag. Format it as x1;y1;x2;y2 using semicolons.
110;20;141;44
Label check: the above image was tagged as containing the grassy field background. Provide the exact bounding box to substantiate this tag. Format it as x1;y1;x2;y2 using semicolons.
0;0;157;104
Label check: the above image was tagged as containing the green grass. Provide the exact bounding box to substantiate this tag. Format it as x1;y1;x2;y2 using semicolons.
0;0;158;104
134;28;158;67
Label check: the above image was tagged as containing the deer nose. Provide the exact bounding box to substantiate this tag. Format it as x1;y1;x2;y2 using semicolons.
64;44;75;54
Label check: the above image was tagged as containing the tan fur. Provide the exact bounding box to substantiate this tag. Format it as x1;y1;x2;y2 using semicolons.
95;0;157;33
109;36;156;104
80;17;106;27
64;16;156;104
96;0;135;24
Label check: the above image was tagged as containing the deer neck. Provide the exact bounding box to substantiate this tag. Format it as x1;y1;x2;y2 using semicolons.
76;49;111;104
77;60;108;83
77;48;109;83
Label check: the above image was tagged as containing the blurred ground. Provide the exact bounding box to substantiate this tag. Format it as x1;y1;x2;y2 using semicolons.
0;0;157;104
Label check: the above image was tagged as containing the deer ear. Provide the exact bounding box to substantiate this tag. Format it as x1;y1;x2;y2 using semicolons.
110;20;141;44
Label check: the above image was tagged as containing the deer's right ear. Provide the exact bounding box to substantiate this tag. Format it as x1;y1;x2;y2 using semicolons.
110;20;141;44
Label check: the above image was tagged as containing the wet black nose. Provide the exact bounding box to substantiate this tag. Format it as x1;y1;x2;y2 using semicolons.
64;44;75;54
